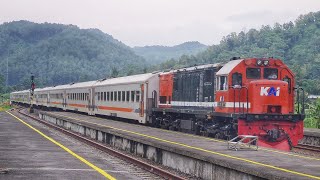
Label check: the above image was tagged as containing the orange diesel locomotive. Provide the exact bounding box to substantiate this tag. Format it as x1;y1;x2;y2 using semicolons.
153;57;305;151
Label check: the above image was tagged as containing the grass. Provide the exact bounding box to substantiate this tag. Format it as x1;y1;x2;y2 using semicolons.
304;118;319;128
0;93;11;112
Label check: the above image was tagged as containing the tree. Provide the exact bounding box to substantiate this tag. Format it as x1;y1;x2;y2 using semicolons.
111;67;119;78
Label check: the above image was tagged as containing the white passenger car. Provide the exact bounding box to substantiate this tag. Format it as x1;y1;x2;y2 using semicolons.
11;72;160;124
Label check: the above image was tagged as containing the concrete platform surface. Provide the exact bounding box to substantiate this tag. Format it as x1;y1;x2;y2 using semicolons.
0;111;161;180
304;128;320;137
45;111;320;180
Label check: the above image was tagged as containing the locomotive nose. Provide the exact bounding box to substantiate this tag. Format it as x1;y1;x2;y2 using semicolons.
249;80;289;114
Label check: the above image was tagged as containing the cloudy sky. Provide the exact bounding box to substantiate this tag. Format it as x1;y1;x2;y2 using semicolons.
1;0;319;46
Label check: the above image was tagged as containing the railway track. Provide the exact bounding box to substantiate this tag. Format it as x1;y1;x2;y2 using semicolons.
17;108;187;180
295;144;320;153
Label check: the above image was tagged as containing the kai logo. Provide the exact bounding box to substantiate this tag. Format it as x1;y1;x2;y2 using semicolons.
260;87;280;96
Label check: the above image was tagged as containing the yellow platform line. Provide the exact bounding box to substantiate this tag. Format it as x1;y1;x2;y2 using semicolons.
55;112;320;161
51;112;320;180
6;111;116;180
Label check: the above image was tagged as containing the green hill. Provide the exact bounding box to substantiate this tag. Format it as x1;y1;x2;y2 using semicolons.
133;41;207;64
157;12;320;94
0;21;146;91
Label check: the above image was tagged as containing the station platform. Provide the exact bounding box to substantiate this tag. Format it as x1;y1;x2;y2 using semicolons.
304;128;320;138
301;128;320;147
0;111;157;180
39;111;320;180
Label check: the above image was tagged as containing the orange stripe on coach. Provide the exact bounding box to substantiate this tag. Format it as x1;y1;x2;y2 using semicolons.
69;103;87;108
97;106;133;112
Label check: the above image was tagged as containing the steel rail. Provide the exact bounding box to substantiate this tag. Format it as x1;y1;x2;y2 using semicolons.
17;109;187;180
295;144;320;153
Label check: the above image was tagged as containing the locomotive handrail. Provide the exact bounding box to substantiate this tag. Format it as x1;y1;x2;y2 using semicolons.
294;87;305;115
229;86;249;115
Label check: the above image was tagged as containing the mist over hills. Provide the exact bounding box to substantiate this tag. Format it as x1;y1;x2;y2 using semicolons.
0;11;319;95
0;20;146;89
133;41;207;64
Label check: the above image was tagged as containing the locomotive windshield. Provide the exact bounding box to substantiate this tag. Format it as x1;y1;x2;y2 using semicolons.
246;68;261;79
264;68;278;79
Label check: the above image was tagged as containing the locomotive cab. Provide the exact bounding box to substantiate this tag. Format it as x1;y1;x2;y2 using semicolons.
215;58;304;151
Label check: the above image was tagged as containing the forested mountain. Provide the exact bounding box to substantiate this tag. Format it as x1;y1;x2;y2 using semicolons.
133;41;207;64
156;12;320;94
0;21;146;91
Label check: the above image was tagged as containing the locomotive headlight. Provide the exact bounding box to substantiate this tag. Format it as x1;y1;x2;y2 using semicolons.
263;60;269;66
257;59;263;66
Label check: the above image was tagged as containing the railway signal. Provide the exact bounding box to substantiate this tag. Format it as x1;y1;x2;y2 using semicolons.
30;74;35;113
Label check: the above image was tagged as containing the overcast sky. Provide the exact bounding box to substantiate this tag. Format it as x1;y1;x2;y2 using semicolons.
1;0;319;47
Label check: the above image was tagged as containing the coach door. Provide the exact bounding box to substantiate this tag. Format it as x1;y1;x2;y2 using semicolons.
63;90;67;110
140;84;144;117
88;88;95;115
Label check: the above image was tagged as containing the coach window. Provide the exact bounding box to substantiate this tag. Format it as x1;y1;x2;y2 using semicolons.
98;92;100;101
103;92;106;101
118;91;121;101
111;92;114;101
131;91;135;102
217;76;228;91
136;91;140;102
114;91;117;101
122;91;125;101
126;91;130;102
107;92;110;101
264;68;278;80
246;68;261;79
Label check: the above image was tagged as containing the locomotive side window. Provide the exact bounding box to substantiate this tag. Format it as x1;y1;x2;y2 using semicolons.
246;68;261;79
217;76;228;91
232;73;242;86
283;76;292;94
264;68;278;79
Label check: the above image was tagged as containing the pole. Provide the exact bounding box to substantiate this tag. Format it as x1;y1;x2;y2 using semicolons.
29;74;35;113
6;58;8;93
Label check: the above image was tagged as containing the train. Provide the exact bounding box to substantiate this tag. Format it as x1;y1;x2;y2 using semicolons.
10;57;305;151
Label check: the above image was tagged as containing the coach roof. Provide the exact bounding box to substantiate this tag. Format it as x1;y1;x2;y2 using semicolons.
94;73;159;87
